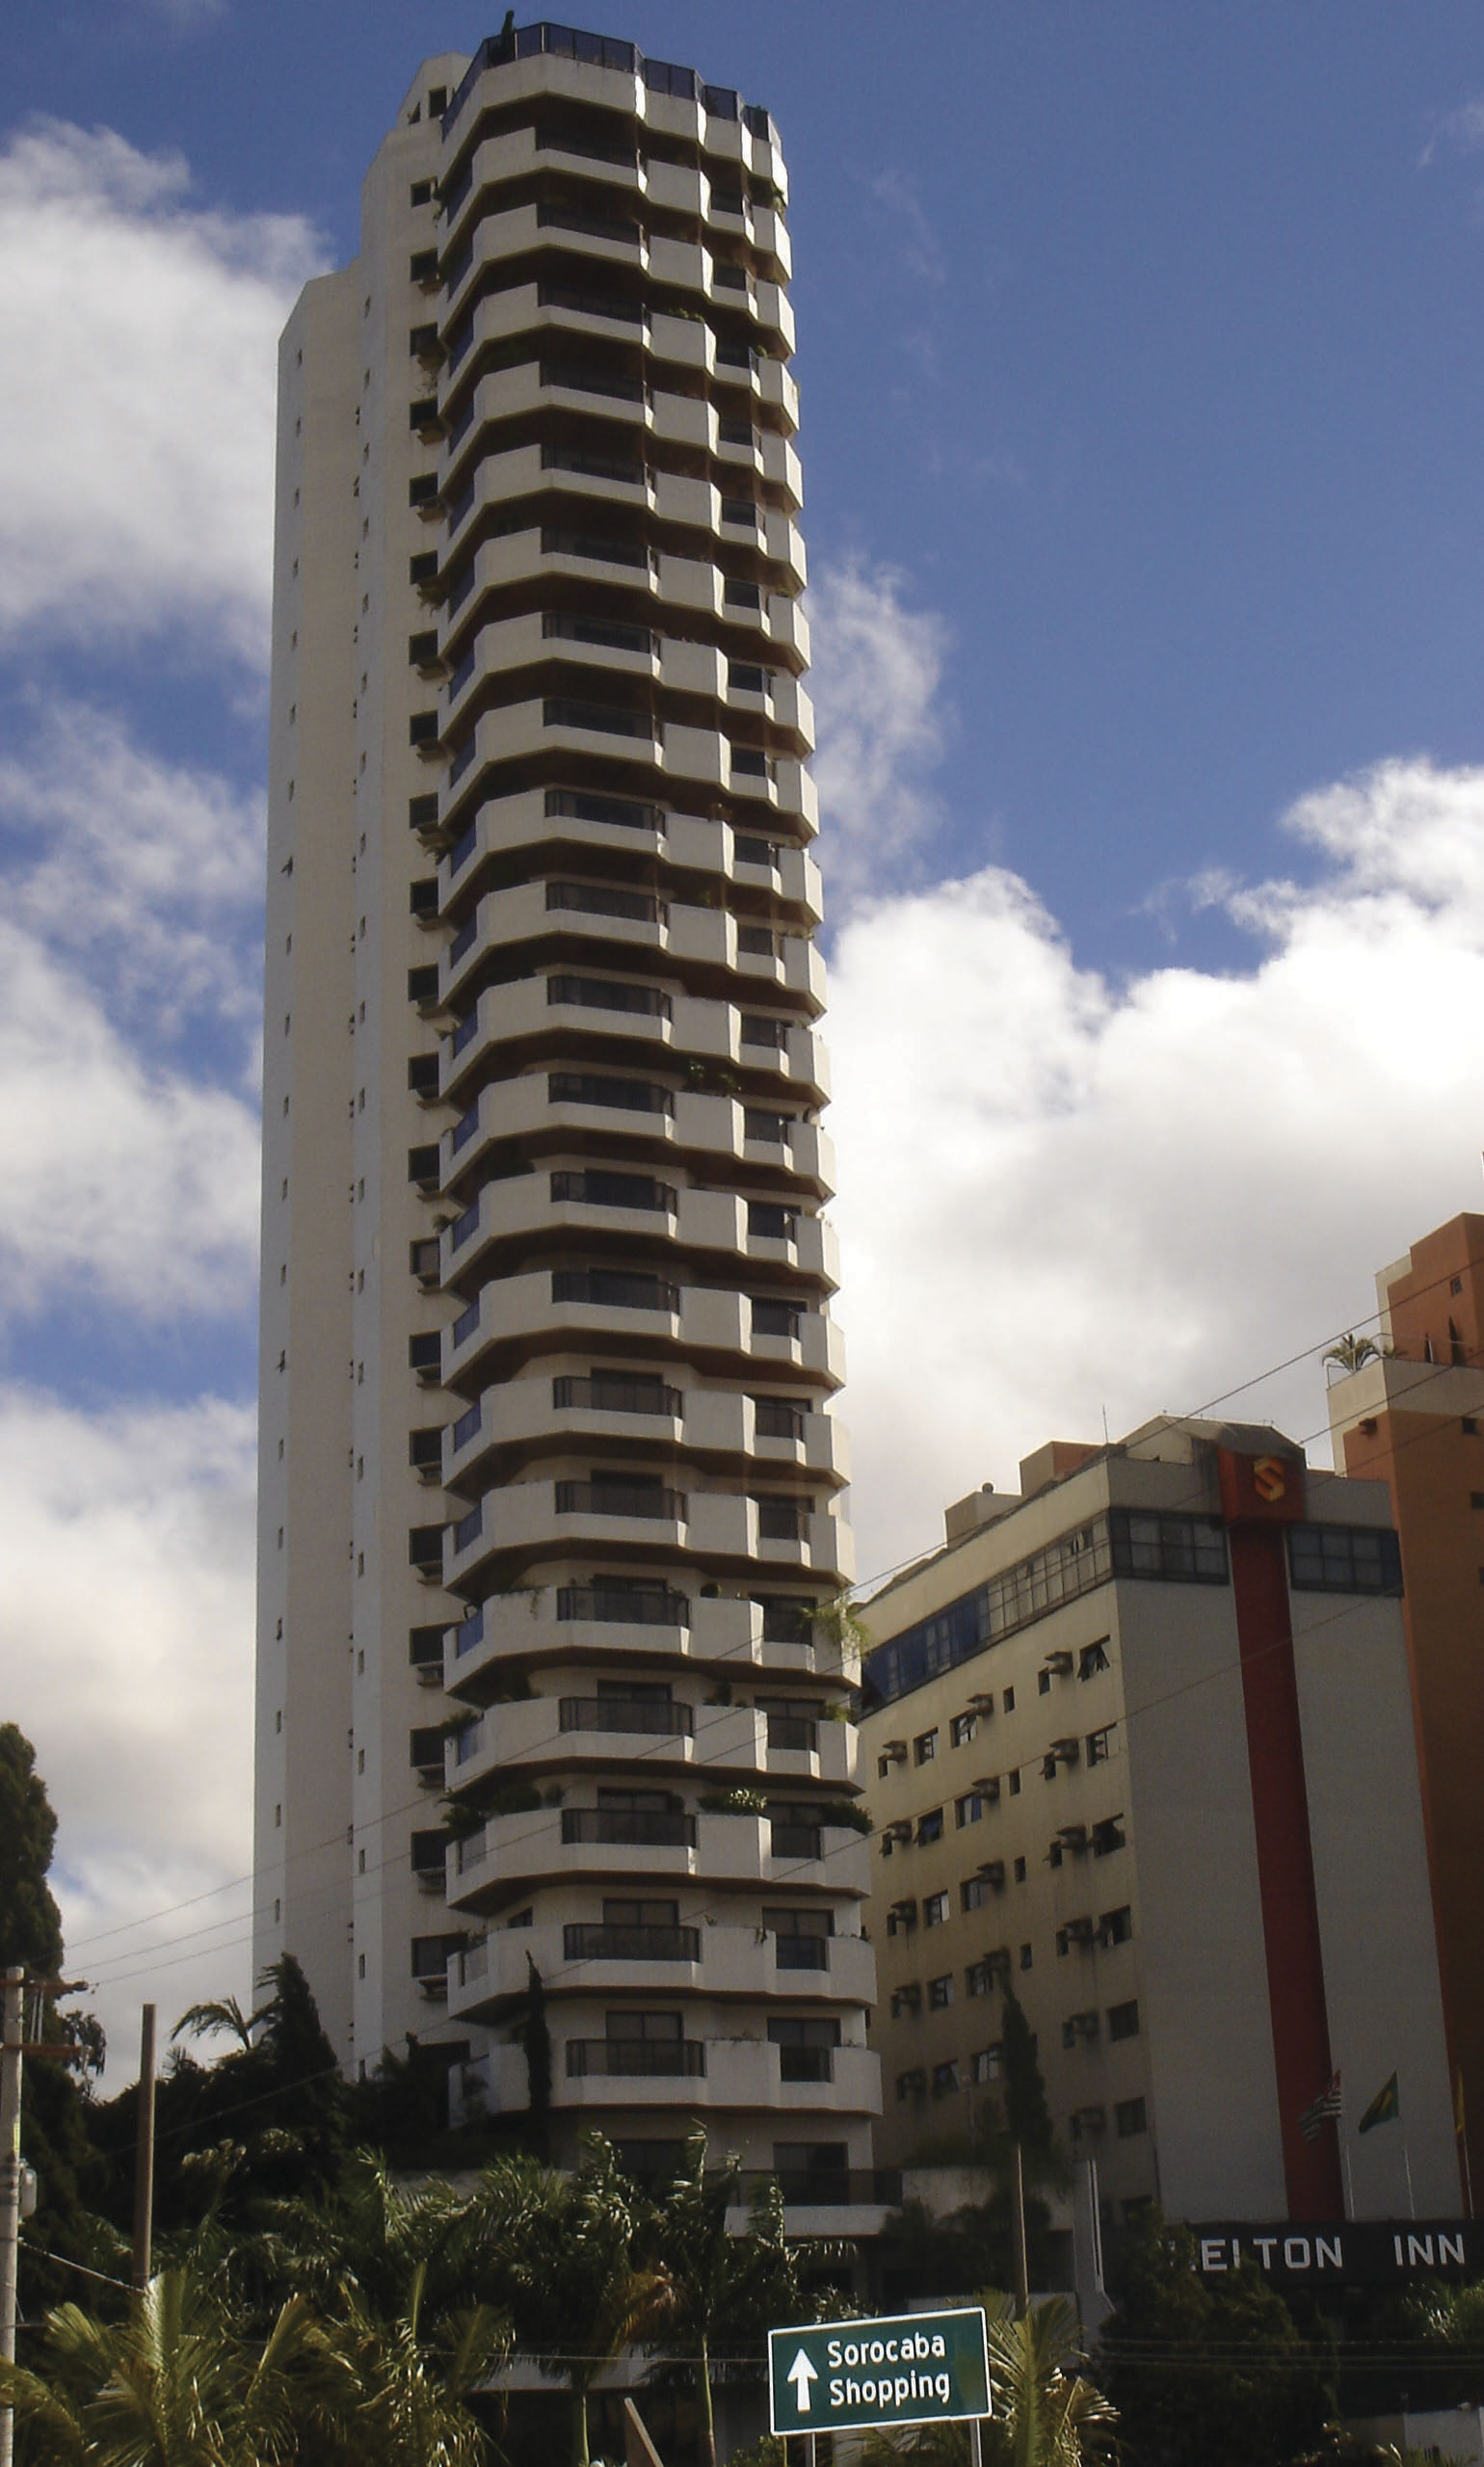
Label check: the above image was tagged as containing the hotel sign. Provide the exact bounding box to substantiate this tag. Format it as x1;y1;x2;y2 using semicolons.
1190;2220;1481;2287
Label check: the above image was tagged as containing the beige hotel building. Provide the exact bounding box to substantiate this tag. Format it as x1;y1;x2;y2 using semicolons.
253;21;877;2196
861;1419;1460;2226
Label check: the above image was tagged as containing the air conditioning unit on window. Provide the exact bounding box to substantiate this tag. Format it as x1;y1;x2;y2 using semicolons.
1055;1824;1089;1855
1049;1737;1081;1764
883;1738;908;1763
1042;1651;1074;1678
1064;1917;1096;1946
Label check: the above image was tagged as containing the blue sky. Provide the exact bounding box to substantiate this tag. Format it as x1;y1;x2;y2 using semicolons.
4;0;1484;2056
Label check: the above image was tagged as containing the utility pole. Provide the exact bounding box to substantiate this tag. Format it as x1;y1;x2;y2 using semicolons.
1011;2140;1030;2319
0;1966;24;2467
131;2004;157;2295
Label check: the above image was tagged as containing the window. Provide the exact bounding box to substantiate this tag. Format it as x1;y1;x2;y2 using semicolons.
1079;1639;1110;1680
1092;1816;1126;1857
966;1960;999;1999
1465;1419;1478;1437
1471;1494;1484;1511
1100;1905;1133;1946
889;1984;921;2018
1008;1768;1022;1796
896;2070;926;2102
1003;1686;1016;1713
1087;1725;1115;1766
1020;1943;1033;1971
1452;1276;1465;1296
961;1876;996;1912
971;2045;1001;2083
410;177;433;204
1286;1523;1403;1596
1063;2014;1099;2049
950;1711;978;1747
914;1729;939;1764
917;1809;944;1846
1013;1856;1026;1883
923;1893;948;1927
955;1792;988;1828
1108;2000;1140;2041
1115;2097;1148;2138
928;1974;953;2009
1038;1669;1051;1695
877;1755;895;1780
1109;1508;1228;1583
931;2058;961;2097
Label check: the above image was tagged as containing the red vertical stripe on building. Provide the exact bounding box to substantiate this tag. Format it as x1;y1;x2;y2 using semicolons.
1229;1523;1344;2215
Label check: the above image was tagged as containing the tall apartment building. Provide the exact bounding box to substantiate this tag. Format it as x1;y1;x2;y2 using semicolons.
859;1419;1460;2225
255;22;876;2188
1326;1212;1484;2192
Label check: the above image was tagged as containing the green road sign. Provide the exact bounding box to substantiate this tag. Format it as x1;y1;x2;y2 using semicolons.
768;2306;992;2435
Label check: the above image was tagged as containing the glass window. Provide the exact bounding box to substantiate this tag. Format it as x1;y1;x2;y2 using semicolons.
923;1893;948;1927
1287;1522;1403;1595
971;2045;1001;2083
951;1711;978;1747
932;2058;961;2096
917;1809;944;1845
1108;2000;1140;2041
1115;2097;1148;2138
928;1974;953;2009
955;1792;987;1828
914;1729;939;1764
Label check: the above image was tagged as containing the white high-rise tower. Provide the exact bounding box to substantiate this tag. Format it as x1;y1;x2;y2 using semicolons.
255;22;876;2194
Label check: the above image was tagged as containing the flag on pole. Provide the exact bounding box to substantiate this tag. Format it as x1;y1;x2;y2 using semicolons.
1359;2072;1400;2134
1300;2070;1343;2142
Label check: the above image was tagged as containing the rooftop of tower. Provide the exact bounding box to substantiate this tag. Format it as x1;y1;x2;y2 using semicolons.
442;19;776;143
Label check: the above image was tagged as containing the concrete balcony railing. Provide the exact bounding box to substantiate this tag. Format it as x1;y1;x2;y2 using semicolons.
442;1806;870;1917
441;1700;856;1812
440;1915;873;2015
438;690;817;841
437;882;826;1016
438;1257;846;1399
440;1474;852;1597
439;1078;837;1213
443;1356;844;1493
443;1586;861;1696
437;979;829;1111
437;797;822;933
440;125;644;261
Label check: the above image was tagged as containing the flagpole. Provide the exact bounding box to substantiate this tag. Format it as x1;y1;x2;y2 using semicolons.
1402;2132;1416;2221
1340;2133;1354;2223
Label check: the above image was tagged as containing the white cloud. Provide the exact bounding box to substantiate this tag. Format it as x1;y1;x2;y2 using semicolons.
0;696;265;1041
0;917;259;1320
1421;96;1484;168
809;560;951;906
0;120;322;664
0;1388;256;2068
827;756;1484;1585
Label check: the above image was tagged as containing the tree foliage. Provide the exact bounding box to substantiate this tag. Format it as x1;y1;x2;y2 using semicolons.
1099;2211;1334;2467
0;1721;65;1977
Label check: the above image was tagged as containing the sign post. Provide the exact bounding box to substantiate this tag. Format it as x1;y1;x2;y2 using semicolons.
769;2307;991;2442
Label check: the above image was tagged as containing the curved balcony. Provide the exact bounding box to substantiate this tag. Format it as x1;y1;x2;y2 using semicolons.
437;978;829;1113
442;1918;873;2020
437;877;827;1018
444;1806;872;1918
443;1360;846;1497
443;1586;856;1701
439;1078;836;1214
441;1179;838;1303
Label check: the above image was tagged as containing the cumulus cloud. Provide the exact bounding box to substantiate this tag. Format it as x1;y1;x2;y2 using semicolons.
0;697;265;1040
1420;96;1484;168
0;918;259;1319
828;756;1484;1583
809;560;951;906
0;1388;256;2065
0;120;322;663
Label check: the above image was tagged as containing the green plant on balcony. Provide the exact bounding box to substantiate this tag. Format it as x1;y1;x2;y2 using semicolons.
699;1788;766;1816
821;1798;872;1834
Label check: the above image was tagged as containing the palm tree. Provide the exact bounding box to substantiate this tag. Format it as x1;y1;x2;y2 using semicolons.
983;2292;1116;2466
308;2262;508;2467
1322;1333;1380;1377
643;2132;822;2467
0;2264;321;2467
467;2135;672;2467
172;1994;266;2053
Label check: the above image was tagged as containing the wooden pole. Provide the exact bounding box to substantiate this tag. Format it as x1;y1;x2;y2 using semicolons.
131;2004;157;2295
0;1969;24;2467
1011;2140;1030;2317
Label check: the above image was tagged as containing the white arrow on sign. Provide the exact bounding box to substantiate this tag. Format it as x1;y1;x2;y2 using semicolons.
787;2349;819;2414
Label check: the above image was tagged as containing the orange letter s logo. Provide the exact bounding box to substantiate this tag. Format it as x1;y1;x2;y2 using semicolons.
1253;1455;1287;1503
